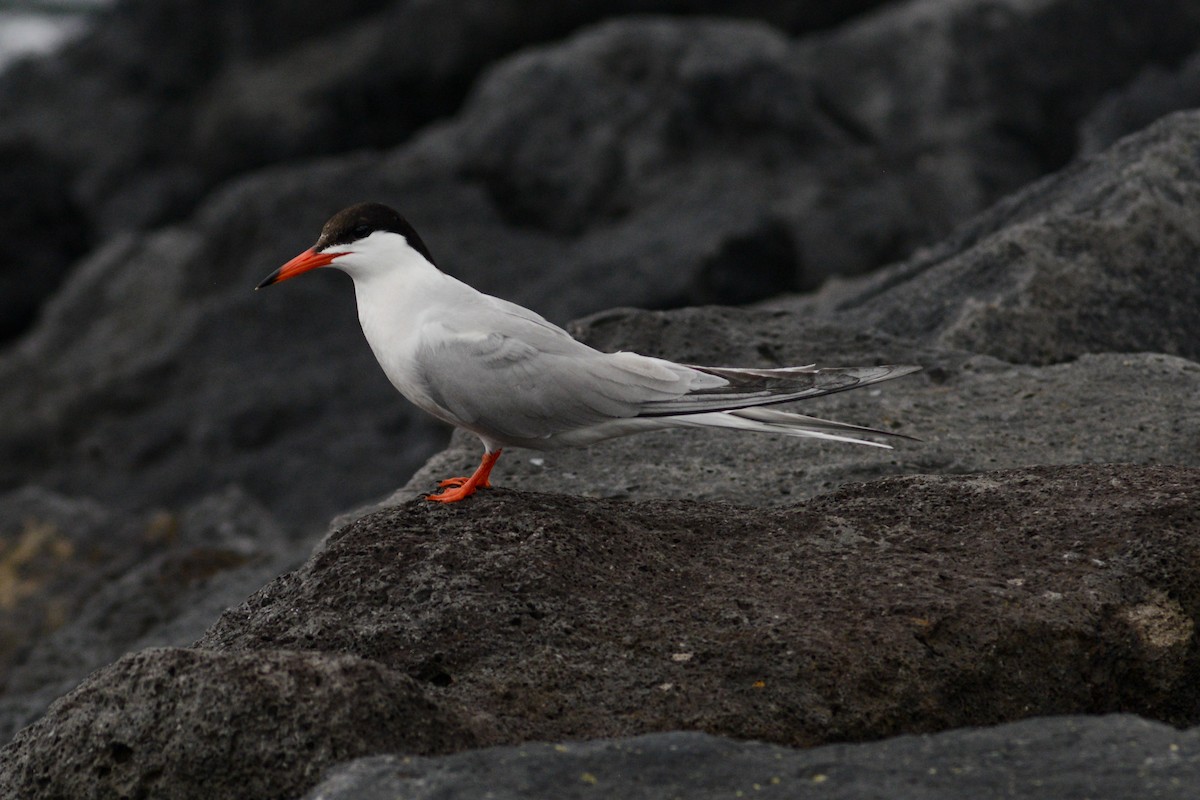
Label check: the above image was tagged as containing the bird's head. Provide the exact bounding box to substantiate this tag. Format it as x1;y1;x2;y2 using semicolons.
256;202;436;289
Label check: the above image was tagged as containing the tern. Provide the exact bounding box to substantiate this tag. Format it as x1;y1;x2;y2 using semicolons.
257;202;920;503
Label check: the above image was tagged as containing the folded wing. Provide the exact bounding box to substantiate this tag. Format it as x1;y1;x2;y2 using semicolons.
416;310;919;445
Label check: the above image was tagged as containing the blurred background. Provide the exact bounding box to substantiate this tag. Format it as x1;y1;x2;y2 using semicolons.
1;0;1200;742
4;0;1199;535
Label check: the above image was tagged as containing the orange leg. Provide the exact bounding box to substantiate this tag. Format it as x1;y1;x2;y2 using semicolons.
427;450;503;503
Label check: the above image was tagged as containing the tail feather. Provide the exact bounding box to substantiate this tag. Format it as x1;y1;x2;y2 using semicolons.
638;364;921;417
666;401;918;449
732;406;917;445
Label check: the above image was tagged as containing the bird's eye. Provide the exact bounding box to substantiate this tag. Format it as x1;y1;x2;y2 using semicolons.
353;225;372;238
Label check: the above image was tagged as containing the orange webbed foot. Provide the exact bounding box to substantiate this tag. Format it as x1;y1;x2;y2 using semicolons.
425;449;502;504
426;482;480;503
437;476;492;489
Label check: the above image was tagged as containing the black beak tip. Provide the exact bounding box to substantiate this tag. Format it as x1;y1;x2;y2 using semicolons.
255;270;281;290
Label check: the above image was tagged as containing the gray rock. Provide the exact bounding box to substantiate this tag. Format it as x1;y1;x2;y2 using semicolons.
770;110;1200;364
303;716;1200;800
0;1;883;237
203;464;1200;751
0;207;451;532
0;140;90;343
1080;50;1200;156
0;647;478;800
0;486;293;743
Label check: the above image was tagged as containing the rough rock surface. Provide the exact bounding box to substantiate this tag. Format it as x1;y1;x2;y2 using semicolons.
303;716;1200;800
0;647;477;800
771;110;1200;365
204;465;1200;749
1;465;1195;799
0;486;294;742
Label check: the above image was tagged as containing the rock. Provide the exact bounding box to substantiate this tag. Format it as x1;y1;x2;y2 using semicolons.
189;1;885;190
0;1;885;237
203;465;1200;750
0;486;293;743
0;140;90;344
1;0;1193;318
303;716;1200;800
447;0;1200;292
0;647;478;800
0;0;402;234
772;110;1200;364
0;205;451;533
1080;51;1200;156
383;309;1199;511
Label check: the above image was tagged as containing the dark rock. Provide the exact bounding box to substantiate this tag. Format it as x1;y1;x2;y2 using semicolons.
1081;51;1200;156
448;1;1200;292
0;204;451;532
0;140;90;343
303;716;1200;800
0;1;886;237
0;486;292;742
203;465;1200;749
0;0;397;233
774;109;1200;364
188;1;888;190
0;487;111;679
1;0;1192;300
0;647;478;800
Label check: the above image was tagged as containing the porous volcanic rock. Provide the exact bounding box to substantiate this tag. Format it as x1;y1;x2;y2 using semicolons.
0;647;478;800
204;465;1200;750
0;486;293;742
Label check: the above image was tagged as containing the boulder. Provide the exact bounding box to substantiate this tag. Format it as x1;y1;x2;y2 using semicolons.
204;465;1200;749
773;110;1200;365
0;486;292;742
0;647;477;800
303;716;1200;800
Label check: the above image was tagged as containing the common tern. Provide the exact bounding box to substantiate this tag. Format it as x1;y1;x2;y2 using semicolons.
257;203;919;502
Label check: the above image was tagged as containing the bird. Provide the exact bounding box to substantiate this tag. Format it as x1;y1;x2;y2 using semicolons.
257;202;920;503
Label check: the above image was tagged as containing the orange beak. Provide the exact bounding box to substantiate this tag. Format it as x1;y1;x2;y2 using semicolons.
256;248;340;289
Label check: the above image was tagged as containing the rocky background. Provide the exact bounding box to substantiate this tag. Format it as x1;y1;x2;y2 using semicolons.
0;0;1199;797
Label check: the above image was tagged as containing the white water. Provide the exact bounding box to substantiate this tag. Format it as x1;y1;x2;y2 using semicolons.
0;0;111;71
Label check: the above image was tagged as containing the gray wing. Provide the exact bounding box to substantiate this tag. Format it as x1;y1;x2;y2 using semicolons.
635;364;922;416
416;299;919;441
414;310;703;441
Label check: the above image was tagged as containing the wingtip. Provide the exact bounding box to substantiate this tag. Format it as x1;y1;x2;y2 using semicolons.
877;364;923;380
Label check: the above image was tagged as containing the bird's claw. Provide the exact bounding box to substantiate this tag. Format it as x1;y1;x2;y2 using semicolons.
426;483;480;503
426;450;502;503
437;476;491;489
